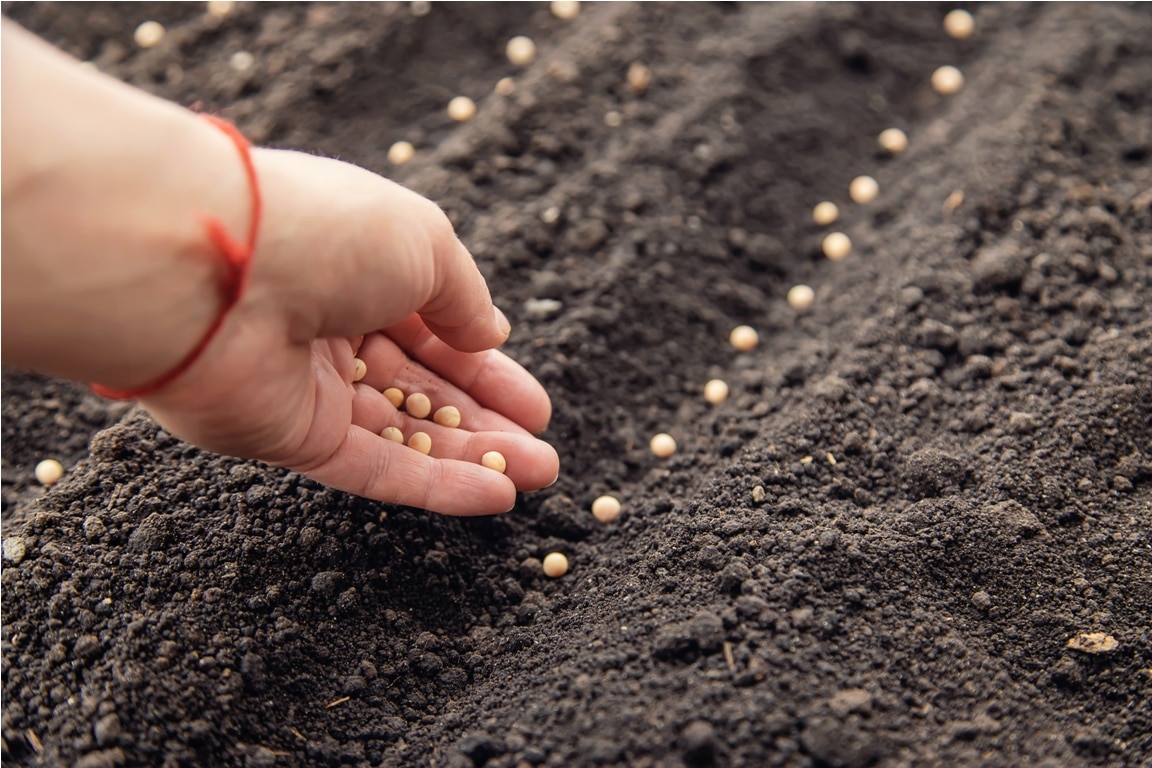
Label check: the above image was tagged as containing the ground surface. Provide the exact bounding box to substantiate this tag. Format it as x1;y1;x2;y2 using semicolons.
2;3;1151;767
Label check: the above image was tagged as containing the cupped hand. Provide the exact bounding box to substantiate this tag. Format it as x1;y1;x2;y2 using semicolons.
139;147;558;516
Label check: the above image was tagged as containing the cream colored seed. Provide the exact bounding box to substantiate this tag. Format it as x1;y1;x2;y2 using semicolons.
878;127;908;154
542;552;569;578
388;140;415;165
787;284;816;310
447;96;477;122
550;0;580;19
206;0;236;18
134;21;166;49
481;451;507;474
433;406;461;428
703;379;729;405
352;358;367;382
495;77;516;96
506;36;536;67
729;325;759;352
406;393;432;419
381;427;404;443
849;175;879;204
34;459;64;487
822;232;852;261
229;51;254;72
383;387;405;409
932;65;964;95
410;1;431;17
943;9;975;39
812;201;839;226
591;495;622;523
650;433;677;459
627;62;652;93
408;431;432;455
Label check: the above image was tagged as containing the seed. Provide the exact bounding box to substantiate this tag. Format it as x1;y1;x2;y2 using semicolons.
447;96;477;122
943;9;975;39
591;495;622;523
381;427;404;443
822;232;852;261
812;201;839;226
388;141;415;165
229;51;254;72
405;393;432;419
542;552;569;578
134;21;166;49
408;431;432;455
352;358;367;382
931;65;964;95
495;77;516;96
481;451;507;474
433;406;461;428
603;111;622;127
206;1;236;18
729;325;759;352
627;62;652;93
506;36;536;67
877;127;908;154
849;175;879;204
650;433;677;458
410;1;431;17
703;379;729;404
550;0;580;19
787;284;816;310
383;387;405;409
34;459;64;486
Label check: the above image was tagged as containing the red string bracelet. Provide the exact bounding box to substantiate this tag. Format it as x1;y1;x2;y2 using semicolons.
92;115;262;400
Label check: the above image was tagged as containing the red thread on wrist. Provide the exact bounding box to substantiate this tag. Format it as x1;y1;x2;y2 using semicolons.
92;115;262;400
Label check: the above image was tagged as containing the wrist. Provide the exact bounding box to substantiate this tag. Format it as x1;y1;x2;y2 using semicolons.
1;27;253;389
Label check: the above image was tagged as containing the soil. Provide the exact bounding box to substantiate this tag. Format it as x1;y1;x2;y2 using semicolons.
3;3;1151;767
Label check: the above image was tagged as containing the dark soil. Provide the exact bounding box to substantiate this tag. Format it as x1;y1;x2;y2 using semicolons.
3;3;1151;767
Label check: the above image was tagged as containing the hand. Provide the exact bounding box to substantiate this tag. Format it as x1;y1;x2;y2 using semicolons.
139;148;559;516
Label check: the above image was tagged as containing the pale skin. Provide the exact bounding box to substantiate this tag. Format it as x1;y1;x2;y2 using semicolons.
1;22;560;516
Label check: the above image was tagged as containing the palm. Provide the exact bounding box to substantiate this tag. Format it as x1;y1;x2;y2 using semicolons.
147;316;558;517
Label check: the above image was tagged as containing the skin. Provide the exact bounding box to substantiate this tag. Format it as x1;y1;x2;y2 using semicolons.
1;21;559;516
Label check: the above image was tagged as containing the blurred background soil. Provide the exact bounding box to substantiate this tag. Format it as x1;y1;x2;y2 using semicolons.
2;3;1150;767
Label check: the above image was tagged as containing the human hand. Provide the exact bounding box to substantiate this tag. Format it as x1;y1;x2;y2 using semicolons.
139;147;559;516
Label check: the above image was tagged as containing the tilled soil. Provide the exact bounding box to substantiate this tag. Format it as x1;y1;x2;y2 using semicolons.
2;3;1151;767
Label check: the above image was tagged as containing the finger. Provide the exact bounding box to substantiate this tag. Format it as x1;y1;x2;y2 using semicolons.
298;425;518;516
376;316;553;434
351;385;560;491
357;331;539;435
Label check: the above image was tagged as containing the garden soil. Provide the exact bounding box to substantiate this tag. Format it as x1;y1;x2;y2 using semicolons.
3;3;1151;767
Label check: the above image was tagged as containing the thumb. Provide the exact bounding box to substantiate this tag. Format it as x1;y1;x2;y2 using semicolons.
251;149;510;352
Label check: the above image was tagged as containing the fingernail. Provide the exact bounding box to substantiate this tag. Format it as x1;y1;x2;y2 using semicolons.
494;306;511;337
